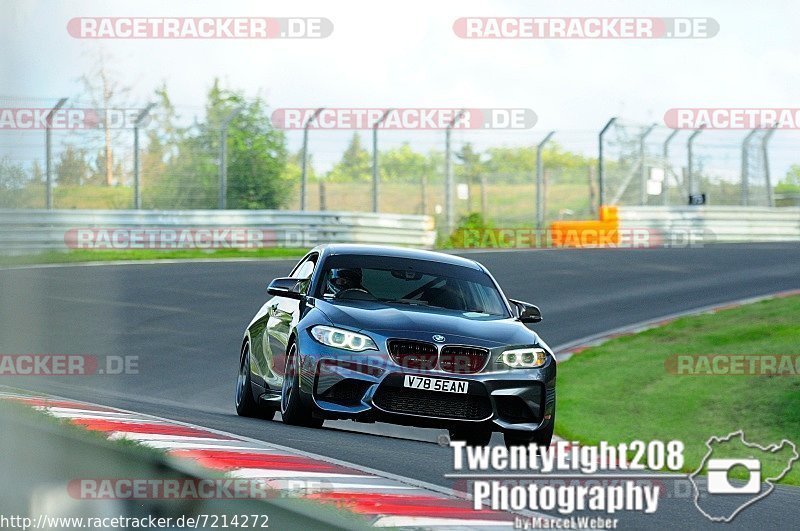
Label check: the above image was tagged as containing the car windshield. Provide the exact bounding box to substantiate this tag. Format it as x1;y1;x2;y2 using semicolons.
316;255;510;317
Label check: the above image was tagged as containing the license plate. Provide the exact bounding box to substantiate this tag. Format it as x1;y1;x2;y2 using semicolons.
403;375;468;394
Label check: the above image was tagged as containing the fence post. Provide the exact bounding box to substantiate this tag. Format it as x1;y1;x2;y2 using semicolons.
445;109;465;235
687;124;706;199
217;107;242;210
420;174;428;215
133;103;156;209
536;131;555;231
639;123;657;205
598;117;617;210
480;175;488;218
739;129;759;206
662;129;680;206
45;98;68;210
762;125;778;207
588;165;597;217
372;109;393;213
319;181;326;211
300;108;324;211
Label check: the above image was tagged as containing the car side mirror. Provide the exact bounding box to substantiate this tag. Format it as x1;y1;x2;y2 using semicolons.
509;299;542;323
267;277;304;300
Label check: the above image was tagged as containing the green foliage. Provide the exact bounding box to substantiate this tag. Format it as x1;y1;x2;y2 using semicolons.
379;143;437;183
289;150;317;182
0;247;308;266
56;145;92;186
455;143;484;185
327;133;371;182
444;211;493;248
89;148;125;186
558;295;800;485
776;164;800;194
483;143;593;184
0;157;28;190
143;79;290;209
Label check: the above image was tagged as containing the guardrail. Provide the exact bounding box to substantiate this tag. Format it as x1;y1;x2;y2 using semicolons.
0;397;363;528
0;209;437;254
617;206;800;243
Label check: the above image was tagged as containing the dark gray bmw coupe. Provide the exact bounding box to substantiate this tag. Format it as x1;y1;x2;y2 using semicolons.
236;244;556;447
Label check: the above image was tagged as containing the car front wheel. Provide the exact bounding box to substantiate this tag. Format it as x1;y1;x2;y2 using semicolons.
280;343;324;428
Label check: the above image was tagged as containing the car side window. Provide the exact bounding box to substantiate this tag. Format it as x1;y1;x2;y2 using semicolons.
289;253;318;294
292;259;316;280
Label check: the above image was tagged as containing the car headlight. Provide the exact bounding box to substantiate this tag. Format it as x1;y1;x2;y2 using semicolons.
499;347;548;369
310;325;378;352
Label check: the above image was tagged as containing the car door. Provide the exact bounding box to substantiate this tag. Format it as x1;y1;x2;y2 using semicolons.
263;253;318;389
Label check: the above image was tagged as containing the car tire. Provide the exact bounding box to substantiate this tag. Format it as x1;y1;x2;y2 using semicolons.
236;343;276;420
280;343;324;428
503;415;554;448
449;427;492;446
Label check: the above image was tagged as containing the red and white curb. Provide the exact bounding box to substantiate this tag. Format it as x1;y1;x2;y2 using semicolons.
0;391;536;529
555;289;800;362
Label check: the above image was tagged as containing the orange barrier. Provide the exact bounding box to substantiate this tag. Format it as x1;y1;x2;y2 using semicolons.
549;206;620;247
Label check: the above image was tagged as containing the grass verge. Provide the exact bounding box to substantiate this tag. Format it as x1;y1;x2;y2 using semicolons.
557;295;800;485
0;247;308;266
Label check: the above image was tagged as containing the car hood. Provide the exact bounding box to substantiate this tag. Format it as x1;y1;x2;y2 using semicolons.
314;299;540;347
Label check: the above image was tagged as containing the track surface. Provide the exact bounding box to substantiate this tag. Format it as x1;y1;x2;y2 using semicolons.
1;243;799;529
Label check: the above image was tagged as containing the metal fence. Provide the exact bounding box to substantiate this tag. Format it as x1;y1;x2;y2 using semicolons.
0;209;436;254
3;95;800;241
617;206;800;243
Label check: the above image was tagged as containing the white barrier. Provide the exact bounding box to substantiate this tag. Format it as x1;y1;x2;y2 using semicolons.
617;206;800;243
0;209;437;254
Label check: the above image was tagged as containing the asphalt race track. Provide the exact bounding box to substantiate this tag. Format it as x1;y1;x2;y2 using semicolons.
1;242;799;529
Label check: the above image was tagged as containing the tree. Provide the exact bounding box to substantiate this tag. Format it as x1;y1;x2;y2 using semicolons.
55;146;91;186
379;143;435;183
30;160;44;184
327;133;370;182
207;81;290;209
776;164;800;194
482;144;593;184
455;143;485;210
89;148;125;186
286;150;316;182
0;157;28;190
455;143;484;184
80;49;132;186
144;80;290;209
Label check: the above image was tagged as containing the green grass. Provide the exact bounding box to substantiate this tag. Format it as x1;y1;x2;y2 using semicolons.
0;247;307;266
557;295;800;485
3;182;596;227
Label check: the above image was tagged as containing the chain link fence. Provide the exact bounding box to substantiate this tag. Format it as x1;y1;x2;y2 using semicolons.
3;96;799;239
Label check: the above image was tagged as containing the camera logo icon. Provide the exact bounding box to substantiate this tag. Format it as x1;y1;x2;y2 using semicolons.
706;458;761;494
690;430;798;522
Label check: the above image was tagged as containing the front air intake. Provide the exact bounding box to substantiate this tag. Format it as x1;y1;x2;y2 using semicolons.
388;340;438;371
439;345;490;373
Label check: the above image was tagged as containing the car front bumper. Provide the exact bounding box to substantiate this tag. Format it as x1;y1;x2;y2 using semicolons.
299;334;556;435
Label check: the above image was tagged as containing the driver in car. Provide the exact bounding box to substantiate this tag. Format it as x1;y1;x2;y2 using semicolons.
325;268;366;297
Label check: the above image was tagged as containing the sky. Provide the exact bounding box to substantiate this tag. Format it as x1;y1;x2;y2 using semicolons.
2;0;799;177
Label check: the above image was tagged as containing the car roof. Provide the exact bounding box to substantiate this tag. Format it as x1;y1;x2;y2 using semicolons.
311;244;483;271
